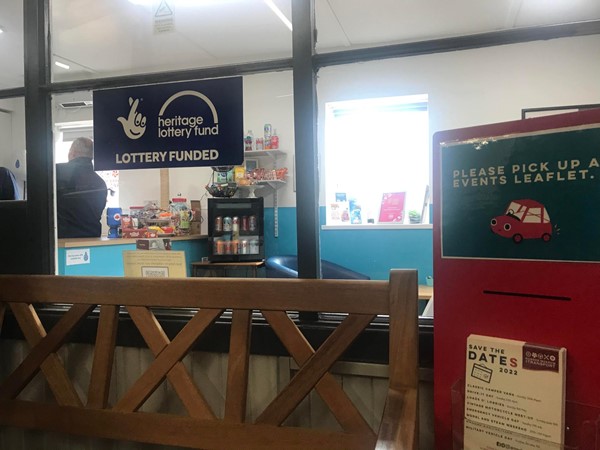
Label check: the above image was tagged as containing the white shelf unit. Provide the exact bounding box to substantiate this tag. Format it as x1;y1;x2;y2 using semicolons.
243;150;287;237
244;149;285;160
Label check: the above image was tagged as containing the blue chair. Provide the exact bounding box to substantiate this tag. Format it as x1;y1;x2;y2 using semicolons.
266;255;370;280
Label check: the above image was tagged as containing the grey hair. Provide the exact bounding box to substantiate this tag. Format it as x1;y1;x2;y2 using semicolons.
69;137;94;159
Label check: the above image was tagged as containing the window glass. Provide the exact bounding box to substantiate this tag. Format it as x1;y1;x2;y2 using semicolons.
324;95;429;225
0;0;24;89
54;121;119;209
52;92;117;237
315;0;600;54
0;97;26;200
50;0;292;82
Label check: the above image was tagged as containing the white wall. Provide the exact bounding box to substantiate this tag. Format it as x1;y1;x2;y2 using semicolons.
317;34;600;204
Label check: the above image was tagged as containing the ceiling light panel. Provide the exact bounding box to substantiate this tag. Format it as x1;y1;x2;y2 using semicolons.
50;0;292;82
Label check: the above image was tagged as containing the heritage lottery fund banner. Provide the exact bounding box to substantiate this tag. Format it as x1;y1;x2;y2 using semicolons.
93;77;243;170
441;125;600;262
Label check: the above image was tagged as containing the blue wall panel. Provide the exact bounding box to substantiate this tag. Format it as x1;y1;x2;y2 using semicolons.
263;207;298;257
263;206;433;283
58;240;208;277
58;243;135;277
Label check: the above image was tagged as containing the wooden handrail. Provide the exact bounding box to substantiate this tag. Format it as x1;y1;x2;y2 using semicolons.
0;270;418;449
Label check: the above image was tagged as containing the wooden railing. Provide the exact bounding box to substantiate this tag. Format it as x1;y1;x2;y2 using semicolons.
0;270;418;449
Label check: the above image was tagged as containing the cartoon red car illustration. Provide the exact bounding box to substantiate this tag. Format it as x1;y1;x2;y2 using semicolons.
490;199;552;243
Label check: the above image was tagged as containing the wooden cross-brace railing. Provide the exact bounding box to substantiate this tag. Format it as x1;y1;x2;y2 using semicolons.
0;270;419;449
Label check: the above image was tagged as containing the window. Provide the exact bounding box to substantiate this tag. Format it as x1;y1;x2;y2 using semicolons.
54;122;119;208
324;94;429;225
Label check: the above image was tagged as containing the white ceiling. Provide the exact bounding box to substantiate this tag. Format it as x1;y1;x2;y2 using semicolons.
0;0;599;90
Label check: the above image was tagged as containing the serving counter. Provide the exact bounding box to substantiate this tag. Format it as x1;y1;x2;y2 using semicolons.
57;234;208;277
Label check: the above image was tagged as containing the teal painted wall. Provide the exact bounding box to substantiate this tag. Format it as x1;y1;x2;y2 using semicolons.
58;239;207;277
263;207;433;283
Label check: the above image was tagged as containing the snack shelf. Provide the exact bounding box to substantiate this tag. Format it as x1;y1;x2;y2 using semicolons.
242;150;287;238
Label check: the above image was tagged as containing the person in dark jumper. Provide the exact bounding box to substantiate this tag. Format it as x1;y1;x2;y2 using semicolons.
56;137;107;238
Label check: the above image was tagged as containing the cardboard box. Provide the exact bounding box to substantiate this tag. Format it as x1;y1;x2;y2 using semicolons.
122;228;147;239
190;222;202;235
136;238;172;251
190;200;203;222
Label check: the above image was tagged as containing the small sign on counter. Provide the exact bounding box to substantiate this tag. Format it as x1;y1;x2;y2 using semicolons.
123;250;186;278
66;249;91;266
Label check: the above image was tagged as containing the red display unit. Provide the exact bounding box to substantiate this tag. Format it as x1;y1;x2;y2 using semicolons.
433;109;600;449
207;197;264;262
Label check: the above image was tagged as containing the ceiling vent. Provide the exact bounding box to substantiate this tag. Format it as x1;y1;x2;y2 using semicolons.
60;101;93;109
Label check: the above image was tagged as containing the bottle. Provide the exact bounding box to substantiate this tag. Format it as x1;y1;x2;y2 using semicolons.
255;137;264;151
270;129;279;150
244;130;254;152
264;123;272;150
232;216;240;239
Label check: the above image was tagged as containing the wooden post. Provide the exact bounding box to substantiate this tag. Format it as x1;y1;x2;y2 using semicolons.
160;168;170;210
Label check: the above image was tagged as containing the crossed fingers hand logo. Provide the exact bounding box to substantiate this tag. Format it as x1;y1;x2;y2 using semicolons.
117;97;147;140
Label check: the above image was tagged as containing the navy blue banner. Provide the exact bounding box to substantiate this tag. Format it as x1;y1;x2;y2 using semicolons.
93;77;243;170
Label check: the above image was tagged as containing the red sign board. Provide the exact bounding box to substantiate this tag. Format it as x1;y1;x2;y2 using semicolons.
433;108;600;449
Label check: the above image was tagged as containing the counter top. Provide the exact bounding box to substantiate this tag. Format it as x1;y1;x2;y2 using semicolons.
58;234;208;248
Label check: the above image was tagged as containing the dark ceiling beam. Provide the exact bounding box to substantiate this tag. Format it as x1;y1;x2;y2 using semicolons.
0;87;25;99
46;58;293;95
314;20;600;68
3;19;599;97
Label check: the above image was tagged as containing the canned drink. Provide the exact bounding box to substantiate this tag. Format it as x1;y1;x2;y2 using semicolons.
232;216;239;233
214;216;223;232
255;138;264;151
223;216;232;232
216;239;225;255
240;240;248;254
241;216;249;231
249;215;257;232
249;239;259;254
224;240;232;255
231;240;239;254
264;123;272;140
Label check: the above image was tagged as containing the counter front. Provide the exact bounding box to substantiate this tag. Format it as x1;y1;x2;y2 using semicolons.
57;235;208;277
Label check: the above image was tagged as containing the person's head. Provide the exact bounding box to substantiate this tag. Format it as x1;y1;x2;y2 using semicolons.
68;137;94;161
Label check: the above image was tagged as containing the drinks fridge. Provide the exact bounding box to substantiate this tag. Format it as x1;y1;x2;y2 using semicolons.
207;197;264;262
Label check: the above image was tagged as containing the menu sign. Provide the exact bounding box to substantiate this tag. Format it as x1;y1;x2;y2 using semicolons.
378;192;406;223
93;77;244;170
464;334;566;449
441;125;600;262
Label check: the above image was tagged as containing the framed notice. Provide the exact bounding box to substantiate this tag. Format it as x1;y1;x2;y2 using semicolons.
244;158;259;172
378;192;406;223
123;250;187;278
